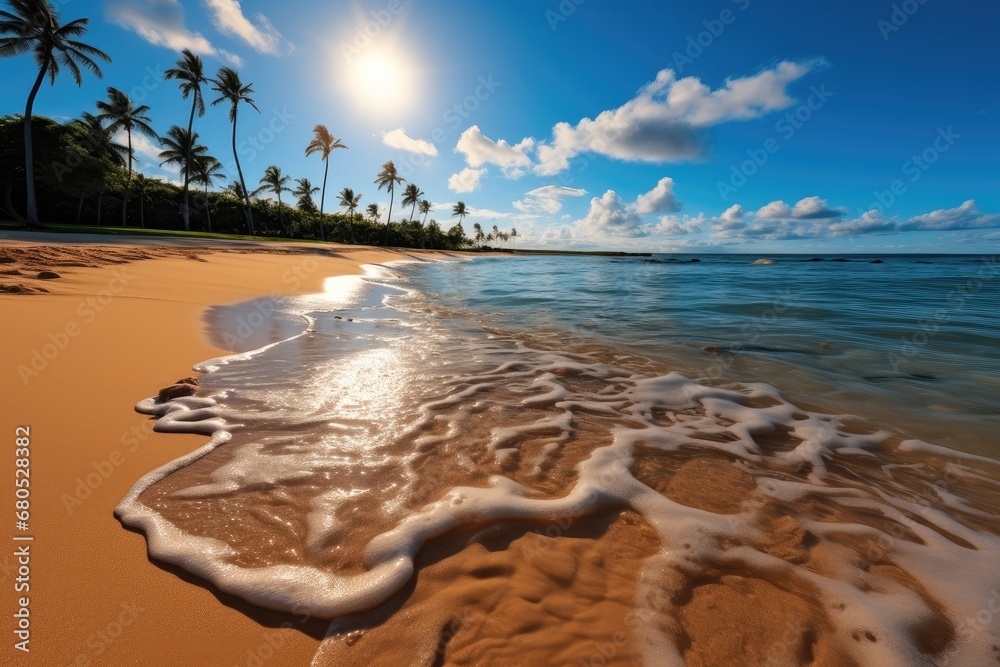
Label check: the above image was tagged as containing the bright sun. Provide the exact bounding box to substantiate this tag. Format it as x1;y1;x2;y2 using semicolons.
350;51;411;109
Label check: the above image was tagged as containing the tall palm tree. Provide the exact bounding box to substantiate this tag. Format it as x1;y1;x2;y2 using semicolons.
472;221;484;248
96;86;157;226
254;165;291;232
365;203;380;222
72;112;126;225
191;154;223;232
1;0;110;225
401;183;424;222
419;199;432;226
210;67;259;234
374;160;404;245
510;227;518;249
293;178;319;213
164;49;207;231
305;125;348;242
338;187;362;218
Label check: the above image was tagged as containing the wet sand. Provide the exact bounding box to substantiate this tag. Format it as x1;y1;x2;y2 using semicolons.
0;237;446;666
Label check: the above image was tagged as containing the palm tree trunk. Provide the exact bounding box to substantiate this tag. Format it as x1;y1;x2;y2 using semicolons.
277;191;284;235
97;191;103;226
319;159;329;242
76;194;84;225
423;211;429;226
182;94;197;232
205;184;212;232
140;190;145;228
383;190;394;246
411;202;417;222
231;113;253;235
23;55;51;227
123;128;133;227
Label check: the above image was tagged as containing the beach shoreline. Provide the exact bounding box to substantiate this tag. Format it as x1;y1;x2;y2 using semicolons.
0;236;453;666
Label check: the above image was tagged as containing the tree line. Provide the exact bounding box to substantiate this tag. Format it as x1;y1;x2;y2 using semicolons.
0;0;520;250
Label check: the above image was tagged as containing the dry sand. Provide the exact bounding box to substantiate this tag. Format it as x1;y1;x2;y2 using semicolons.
0;237;445;666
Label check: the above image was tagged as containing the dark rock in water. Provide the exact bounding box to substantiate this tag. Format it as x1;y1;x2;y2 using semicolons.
158;377;200;401
819;342;832;349
687;258;701;263
829;258;850;262
37;271;60;279
870;259;884;264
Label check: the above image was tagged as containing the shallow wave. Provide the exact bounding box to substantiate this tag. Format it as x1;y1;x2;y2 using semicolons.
117;263;1000;666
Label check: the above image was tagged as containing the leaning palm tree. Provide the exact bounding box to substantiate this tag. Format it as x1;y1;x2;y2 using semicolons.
253;165;291;232
374;160;405;245
305;125;348;242
164;49;207;231
401;183;424;222
1;0;111;225
210;67;259;234
365;203;380;222
419;199;432;225
338;187;362;218
191;154;223;232
293;178;320;213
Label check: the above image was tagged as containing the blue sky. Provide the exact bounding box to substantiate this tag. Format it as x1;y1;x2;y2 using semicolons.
3;0;998;252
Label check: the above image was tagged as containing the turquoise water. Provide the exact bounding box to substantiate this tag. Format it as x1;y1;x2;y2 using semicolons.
400;253;1000;453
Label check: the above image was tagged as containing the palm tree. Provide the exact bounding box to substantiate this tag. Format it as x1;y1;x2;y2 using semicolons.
365;203;380;222
305;125;348;242
96;86;157;226
374;160;404;245
210;67;259;234
254;165;291;232
164;49;207;231
510;227;518;249
338;187;362;218
158;126;207;181
293;178;319;213
191;154;223;232
419;199;432;225
401;183;424;222
1;0;111;225
72;112;126;225
452;201;469;225
472;222;484;248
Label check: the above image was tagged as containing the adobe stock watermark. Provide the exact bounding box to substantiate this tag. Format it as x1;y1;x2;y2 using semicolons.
16;268;134;386
396;75;502;179
670;0;752;74
546;0;587;31
716;84;833;202
339;0;412;62
888;255;997;372
858;126;959;216
877;0;931;41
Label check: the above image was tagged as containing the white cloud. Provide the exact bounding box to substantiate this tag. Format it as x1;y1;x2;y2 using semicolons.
756;196;842;220
577;190;647;238
448;168;486;193
633;177;681;215
513;185;587;215
899;200;1000;231
204;0;289;55
656;213;704;235
455;126;535;177
106;0;216;55
534;60;821;175
115;131;162;164
382;128;438;156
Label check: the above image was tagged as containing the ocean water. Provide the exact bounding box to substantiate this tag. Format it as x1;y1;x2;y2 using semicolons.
116;254;1000;666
